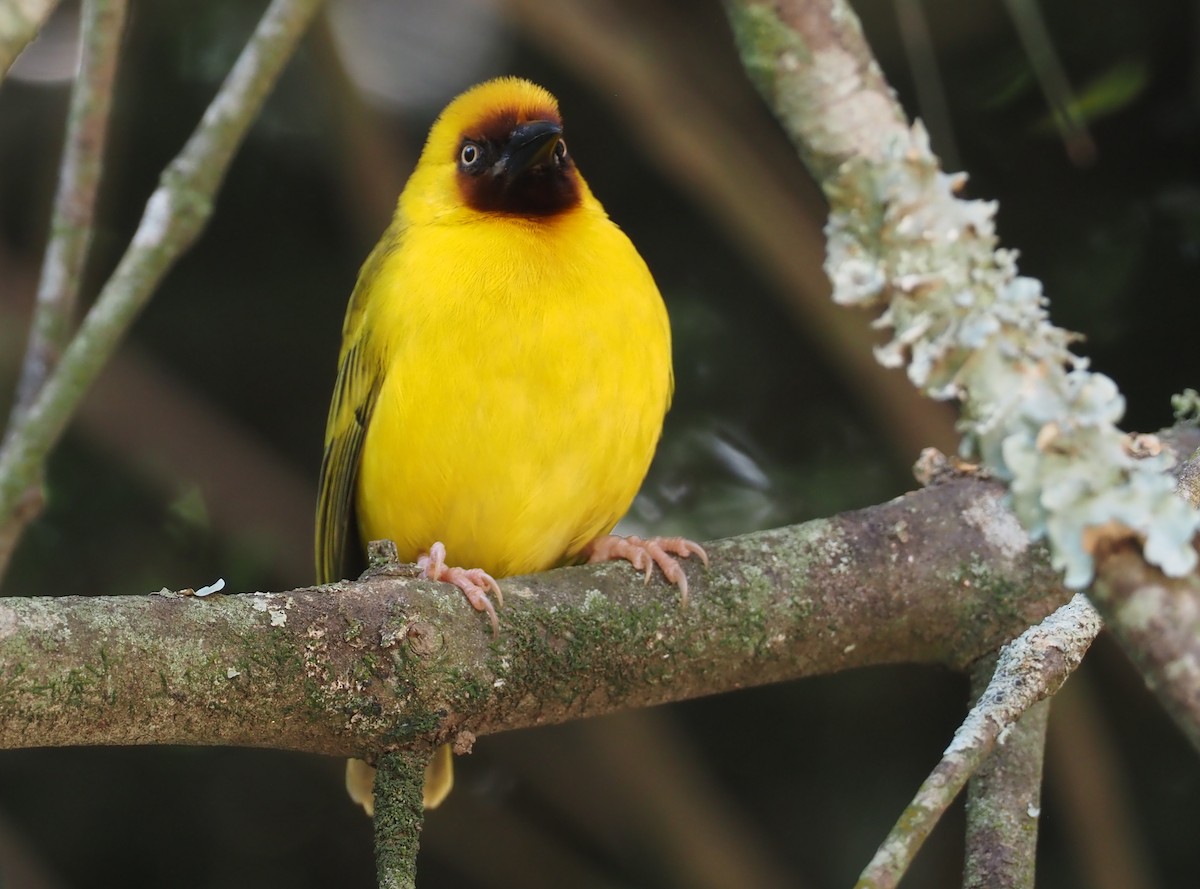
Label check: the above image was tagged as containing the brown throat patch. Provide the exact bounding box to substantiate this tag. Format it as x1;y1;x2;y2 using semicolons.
455;107;581;217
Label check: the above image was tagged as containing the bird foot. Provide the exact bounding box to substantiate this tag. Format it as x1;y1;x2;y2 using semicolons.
583;534;709;606
418;541;503;636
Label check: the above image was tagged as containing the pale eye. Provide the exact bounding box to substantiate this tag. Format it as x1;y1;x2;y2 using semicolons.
553;139;568;161
460;142;480;166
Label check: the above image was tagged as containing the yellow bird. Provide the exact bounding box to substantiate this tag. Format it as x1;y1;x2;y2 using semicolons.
315;77;705;814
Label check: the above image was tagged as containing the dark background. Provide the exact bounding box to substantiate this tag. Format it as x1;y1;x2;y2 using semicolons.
0;0;1197;886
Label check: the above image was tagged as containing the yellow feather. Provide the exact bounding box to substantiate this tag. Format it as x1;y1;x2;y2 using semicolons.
315;77;674;811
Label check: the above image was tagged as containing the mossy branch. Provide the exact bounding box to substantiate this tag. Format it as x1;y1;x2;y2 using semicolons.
373;750;426;889
0;475;1069;755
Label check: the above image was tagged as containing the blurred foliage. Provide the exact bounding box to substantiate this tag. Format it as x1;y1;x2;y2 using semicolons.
0;0;1198;887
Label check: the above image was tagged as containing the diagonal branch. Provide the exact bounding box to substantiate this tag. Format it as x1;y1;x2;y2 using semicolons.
0;0;325;571
855;593;1101;889
0;0;61;79
0;0;129;580
10;0;126;418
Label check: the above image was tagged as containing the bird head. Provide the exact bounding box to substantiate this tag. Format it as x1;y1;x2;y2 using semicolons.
401;77;588;223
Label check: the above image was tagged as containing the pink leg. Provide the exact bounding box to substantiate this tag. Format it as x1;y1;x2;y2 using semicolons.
582;534;709;607
417;541;504;636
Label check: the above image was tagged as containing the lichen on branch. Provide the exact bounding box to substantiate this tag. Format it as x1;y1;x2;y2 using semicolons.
723;0;1200;589
824;123;1199;587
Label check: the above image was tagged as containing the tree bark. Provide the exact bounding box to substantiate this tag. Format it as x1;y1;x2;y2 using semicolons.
0;475;1068;756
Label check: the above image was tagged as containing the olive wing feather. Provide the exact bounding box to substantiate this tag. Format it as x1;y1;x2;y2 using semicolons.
314;245;391;584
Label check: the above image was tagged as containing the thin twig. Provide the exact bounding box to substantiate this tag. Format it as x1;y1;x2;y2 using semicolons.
11;0;126;416
1002;0;1096;165
855;594;1101;889
0;0;61;79
0;0;324;566
962;657;1049;889
0;0;128;580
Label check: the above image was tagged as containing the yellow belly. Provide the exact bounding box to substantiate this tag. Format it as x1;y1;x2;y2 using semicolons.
355;209;672;577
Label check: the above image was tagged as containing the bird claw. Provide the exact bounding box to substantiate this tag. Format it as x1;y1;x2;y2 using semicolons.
418;541;503;636
584;534;708;607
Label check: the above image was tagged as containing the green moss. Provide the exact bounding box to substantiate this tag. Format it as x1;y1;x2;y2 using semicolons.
372;751;425;887
788;595;816;621
725;2;809;102
948;556;1030;645
351;653;381;684
445;666;489;705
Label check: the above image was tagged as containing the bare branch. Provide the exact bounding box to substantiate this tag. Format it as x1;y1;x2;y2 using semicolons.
11;0;126;416
1;0;129;580
0;476;1069;755
0;0;324;566
855;594;1101;889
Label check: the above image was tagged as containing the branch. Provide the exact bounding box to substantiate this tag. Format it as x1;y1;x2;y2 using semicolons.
1089;540;1200;752
963;659;1049;889
0;0;128;579
722;0;908;179
0;0;60;79
373;750;426;889
11;0;126;415
723;0;1199;592
0;476;1070;754
855;593;1101;889
721;0;1200;758
0;0;324;568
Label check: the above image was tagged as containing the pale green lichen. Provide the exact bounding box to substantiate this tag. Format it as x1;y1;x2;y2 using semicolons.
962;493;1028;561
1172;388;1200;427
581;589;608;612
825;122;1200;588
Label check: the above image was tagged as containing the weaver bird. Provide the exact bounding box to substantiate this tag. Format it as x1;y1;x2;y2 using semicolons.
315;77;706;814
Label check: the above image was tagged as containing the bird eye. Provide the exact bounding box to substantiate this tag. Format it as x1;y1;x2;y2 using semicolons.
460;142;481;167
553;139;568;162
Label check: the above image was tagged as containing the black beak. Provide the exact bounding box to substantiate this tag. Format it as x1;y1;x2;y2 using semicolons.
496;120;562;178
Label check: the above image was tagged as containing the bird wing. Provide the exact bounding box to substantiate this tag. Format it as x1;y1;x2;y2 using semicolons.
314;240;391;584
